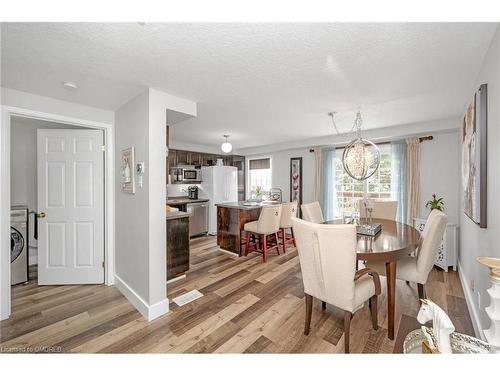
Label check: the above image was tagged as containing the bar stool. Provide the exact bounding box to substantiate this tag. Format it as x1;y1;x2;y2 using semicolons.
244;205;282;263
279;201;298;253
301;201;324;223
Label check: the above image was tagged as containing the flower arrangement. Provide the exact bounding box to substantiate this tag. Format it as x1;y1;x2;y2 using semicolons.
425;194;444;212
254;186;263;199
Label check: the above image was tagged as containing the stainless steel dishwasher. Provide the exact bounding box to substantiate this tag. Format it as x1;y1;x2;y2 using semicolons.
186;201;208;237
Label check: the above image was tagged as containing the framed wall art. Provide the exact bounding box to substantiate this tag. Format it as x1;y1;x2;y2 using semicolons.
121;146;136;194
290;157;303;217
462;83;487;228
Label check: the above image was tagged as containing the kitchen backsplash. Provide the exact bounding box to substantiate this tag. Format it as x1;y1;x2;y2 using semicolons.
167;184;208;199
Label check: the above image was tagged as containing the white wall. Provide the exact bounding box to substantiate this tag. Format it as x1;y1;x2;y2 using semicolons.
114;88;196;320
419;131;461;224
246;149;316;204
459;25;500;339
10;117;81;265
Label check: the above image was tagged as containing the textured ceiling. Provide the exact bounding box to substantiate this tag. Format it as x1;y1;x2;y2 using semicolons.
1;22;497;149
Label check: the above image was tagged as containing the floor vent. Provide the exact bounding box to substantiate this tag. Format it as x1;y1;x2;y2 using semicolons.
172;289;204;306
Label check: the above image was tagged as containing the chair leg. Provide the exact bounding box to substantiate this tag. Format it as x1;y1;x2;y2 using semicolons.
275;232;280;255
369;295;378;330
321;301;326;310
304;294;313;335
281;228;286;253
344;311;353;354
418;283;426;300
262;234;267;263
290;227;296;247
244;231;251;256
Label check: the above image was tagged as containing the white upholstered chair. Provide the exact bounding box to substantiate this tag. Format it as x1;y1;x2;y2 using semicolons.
244;205;282;262
291;218;381;353
279;201;298;252
367;209;447;300
301;201;324;223
358;199;398;221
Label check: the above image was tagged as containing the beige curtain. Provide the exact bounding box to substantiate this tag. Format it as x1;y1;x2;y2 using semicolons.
406;138;420;223
314;147;322;202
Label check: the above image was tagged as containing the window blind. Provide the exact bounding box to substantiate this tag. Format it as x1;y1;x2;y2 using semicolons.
249;158;270;170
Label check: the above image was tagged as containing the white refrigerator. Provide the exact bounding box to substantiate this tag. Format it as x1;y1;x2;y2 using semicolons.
201;166;238;235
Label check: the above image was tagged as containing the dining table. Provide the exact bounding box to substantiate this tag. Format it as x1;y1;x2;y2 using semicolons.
324;218;421;340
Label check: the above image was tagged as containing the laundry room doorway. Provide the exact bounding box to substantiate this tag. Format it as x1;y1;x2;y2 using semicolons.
1;109;115;320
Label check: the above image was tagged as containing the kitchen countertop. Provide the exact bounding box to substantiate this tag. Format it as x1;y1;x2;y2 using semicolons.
166;196;209;205
166;211;191;221
215;201;279;210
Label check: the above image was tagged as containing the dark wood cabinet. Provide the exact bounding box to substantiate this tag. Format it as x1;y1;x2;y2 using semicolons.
166;216;190;280
176;150;189;165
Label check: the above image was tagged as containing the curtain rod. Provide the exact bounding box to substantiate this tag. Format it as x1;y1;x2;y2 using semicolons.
308;135;433;153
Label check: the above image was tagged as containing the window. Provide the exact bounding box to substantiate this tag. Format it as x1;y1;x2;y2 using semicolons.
334;144;392;215
248;158;272;199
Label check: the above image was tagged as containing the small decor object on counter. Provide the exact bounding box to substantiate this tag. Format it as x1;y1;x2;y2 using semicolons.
121;147;135;194
462;84;487;228
476;257;500;347
417;299;455;354
216;158;224;166
425;193;444;212
290;157;303;216
254;185;264;200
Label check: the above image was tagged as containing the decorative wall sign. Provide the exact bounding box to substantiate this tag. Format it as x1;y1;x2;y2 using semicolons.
462;84;487;228
290;157;303;217
121;147;136;194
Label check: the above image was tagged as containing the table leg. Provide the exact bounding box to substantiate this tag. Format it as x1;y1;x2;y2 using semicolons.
385;261;397;340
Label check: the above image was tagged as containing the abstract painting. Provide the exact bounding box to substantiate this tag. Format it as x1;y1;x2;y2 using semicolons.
290;157;303;217
462;84;487;228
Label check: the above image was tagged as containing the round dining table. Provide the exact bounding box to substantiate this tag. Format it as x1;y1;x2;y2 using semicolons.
324;218;421;340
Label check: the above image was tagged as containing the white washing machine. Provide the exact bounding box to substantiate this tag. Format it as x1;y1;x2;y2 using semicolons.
11;205;28;285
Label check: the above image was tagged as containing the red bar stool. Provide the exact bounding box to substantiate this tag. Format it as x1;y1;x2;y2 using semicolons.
243;205;282;263
279;201;298;252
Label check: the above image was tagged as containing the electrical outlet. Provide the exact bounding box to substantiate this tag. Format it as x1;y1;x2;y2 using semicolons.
471;279;475;292
477;292;481;309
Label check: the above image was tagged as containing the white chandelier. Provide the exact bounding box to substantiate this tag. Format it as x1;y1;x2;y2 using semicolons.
330;111;380;181
221;134;232;153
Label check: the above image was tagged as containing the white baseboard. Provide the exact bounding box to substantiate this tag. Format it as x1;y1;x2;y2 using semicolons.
114;274;169;321
457;261;486;340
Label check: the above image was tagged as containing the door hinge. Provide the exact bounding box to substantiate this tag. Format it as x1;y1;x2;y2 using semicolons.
102;261;105;268
101;145;106;152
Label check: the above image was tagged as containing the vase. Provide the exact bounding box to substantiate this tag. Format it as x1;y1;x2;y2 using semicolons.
476;257;500;347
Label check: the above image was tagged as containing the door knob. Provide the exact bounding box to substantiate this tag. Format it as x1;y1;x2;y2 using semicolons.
36;212;46;218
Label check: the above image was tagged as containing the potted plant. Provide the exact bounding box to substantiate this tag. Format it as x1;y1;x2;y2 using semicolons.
254;185;263;200
425;193;444;212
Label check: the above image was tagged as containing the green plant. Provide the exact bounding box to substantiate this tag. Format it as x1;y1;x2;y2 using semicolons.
425;193;444;211
254;185;263;197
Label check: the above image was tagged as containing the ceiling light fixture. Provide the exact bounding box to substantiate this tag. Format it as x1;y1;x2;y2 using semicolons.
329;111;380;181
221;135;232;154
62;81;78;90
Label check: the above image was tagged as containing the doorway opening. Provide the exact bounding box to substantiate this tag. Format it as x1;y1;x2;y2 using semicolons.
9;116;106;313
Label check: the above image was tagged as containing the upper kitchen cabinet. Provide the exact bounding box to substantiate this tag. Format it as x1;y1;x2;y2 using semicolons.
189;152;203;166
176;150;190;165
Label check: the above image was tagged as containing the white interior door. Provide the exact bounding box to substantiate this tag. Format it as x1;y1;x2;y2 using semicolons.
37;129;104;284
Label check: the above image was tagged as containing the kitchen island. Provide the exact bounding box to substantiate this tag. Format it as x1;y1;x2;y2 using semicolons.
216;202;263;256
166;210;191;281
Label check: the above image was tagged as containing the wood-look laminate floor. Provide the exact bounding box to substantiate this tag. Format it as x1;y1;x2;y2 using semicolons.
0;236;474;354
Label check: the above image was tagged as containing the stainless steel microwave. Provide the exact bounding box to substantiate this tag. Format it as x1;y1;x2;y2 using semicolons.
171;165;201;183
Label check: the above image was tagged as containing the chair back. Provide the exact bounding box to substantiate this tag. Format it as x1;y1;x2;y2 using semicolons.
257;205;282;234
280;201;298;228
301;201;324;223
291;218;357;311
358;199;398;221
416;210;447;277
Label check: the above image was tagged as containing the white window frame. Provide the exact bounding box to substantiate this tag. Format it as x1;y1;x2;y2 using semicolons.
246;156;273;200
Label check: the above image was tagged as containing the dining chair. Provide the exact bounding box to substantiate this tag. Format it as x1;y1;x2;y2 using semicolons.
301;201;324;223
243;205;282;263
291;217;381;353
279;201;298;253
358;199;398;221
366;209;447;300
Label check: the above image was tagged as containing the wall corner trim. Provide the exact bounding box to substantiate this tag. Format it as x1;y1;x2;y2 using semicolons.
457;261;486;341
114;274;169;321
